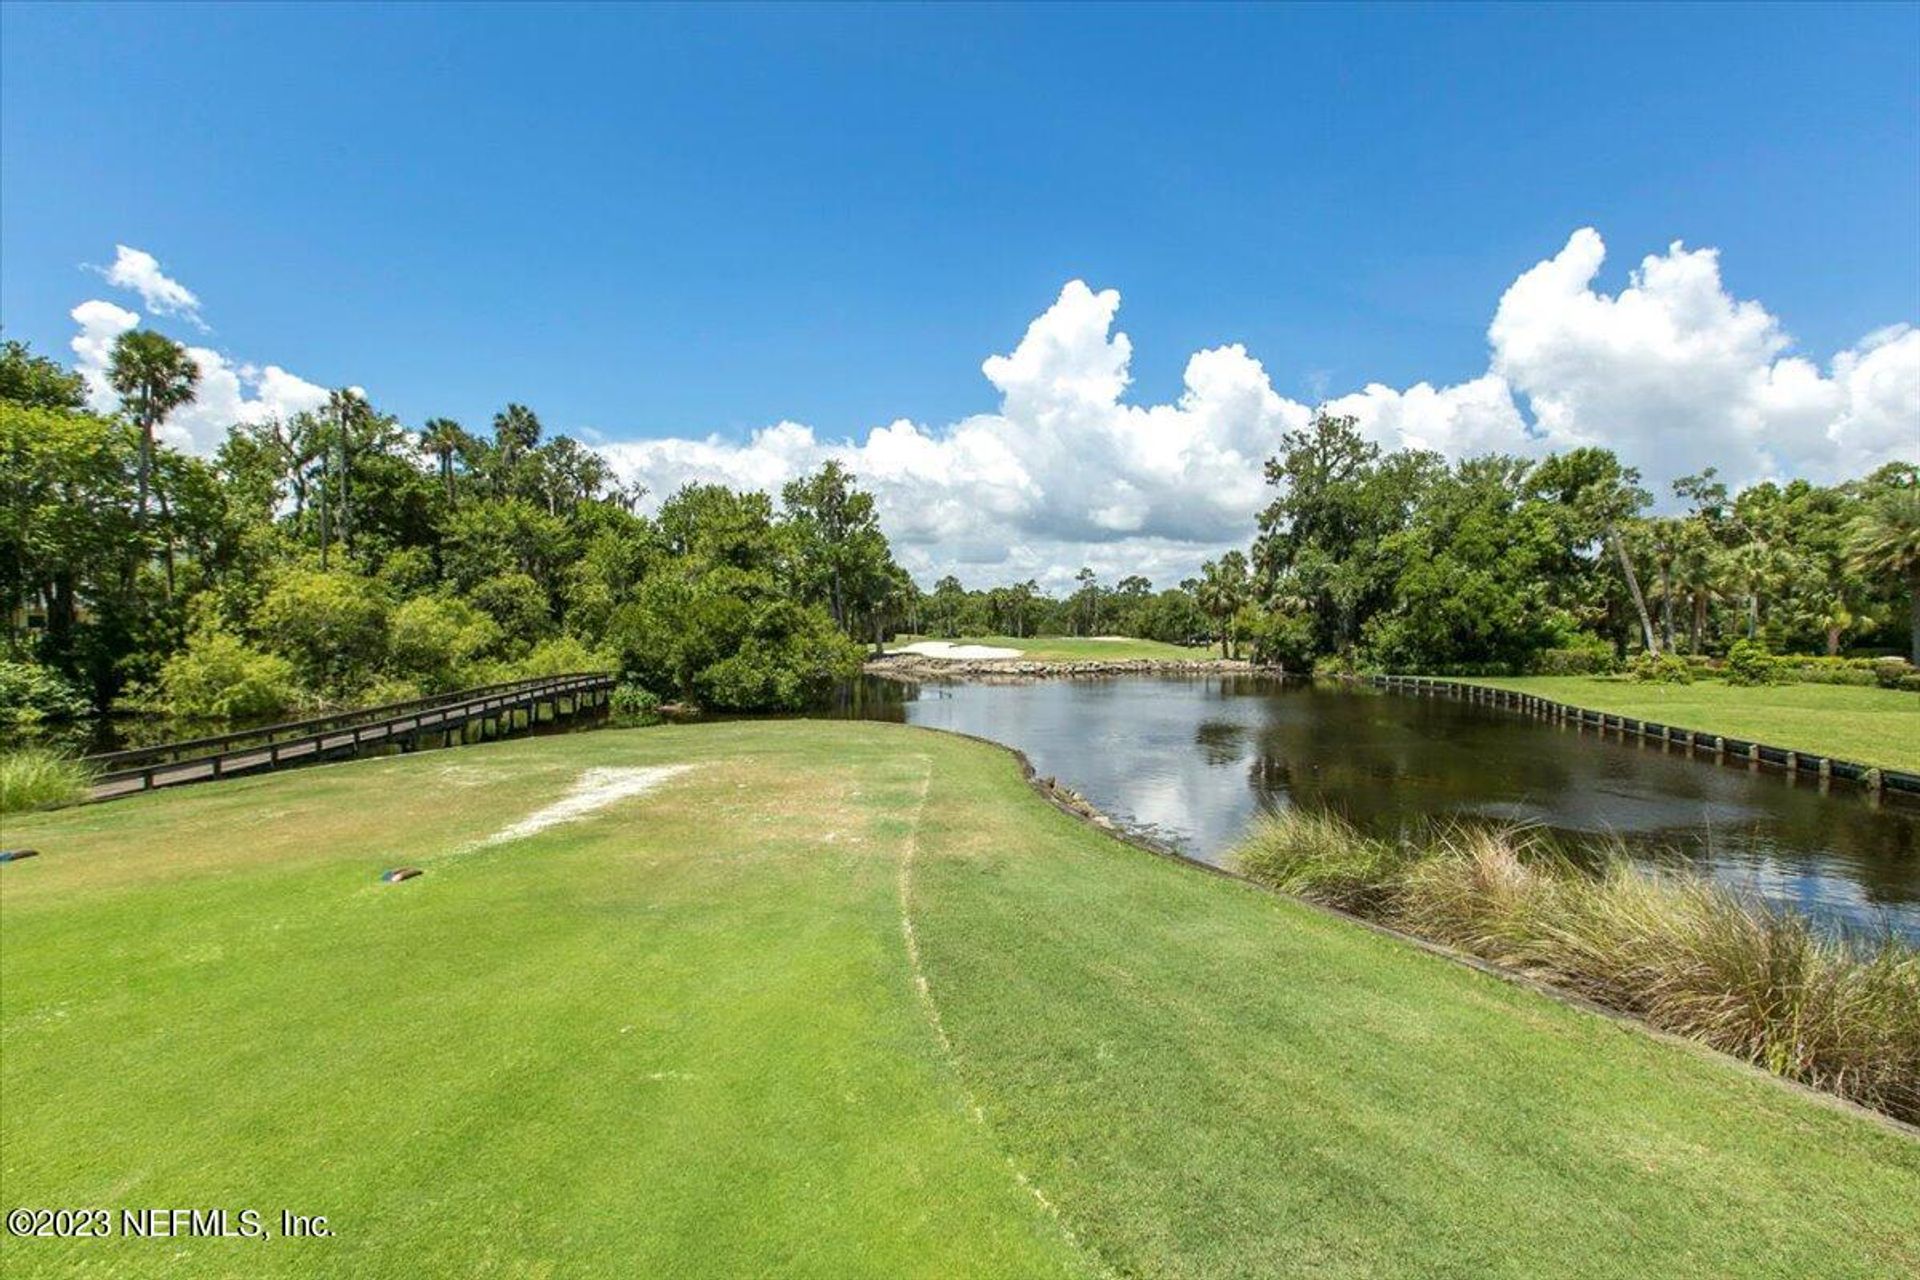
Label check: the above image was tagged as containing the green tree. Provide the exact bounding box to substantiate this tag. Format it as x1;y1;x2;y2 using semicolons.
387;594;503;690
159;628;298;719
1196;552;1250;658
1254;413;1435;658
1848;479;1920;665
609;483;859;709
106;329;199;530
0;338;86;410
781;460;893;640
1364;454;1557;672
420;417;469;503
0;403;136;689
491;402;543;494
1071;567;1101;636
254;568;389;693
1531;448;1658;655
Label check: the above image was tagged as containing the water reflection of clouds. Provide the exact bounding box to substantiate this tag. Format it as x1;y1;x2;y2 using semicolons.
895;675;1920;941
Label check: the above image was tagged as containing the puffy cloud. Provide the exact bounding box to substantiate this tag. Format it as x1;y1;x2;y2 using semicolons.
92;245;207;330
599;233;1915;586
1323;373;1529;459
69;250;328;455
61;232;1919;589
69;298;140;384
1474;229;1917;485
600;280;1306;588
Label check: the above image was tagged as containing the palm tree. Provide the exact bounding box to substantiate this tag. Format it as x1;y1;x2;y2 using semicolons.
492;402;542;477
1197;552;1250;658
1725;536;1789;642
1848;485;1920;664
1073;567;1099;636
420;417;467;502
106;329;199;527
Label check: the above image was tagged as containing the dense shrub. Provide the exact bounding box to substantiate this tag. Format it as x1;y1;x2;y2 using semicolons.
1243;610;1316;671
386;595;502;691
1872;658;1920;692
255;569;389;692
609;681;663;725
1629;653;1694;684
357;675;426;707
1310;652;1369;678
0;747;94;814
1233;809;1920;1122
691;609;862;711
1527;643;1623;676
1724;639;1782;686
159;630;300;720
0;660;91;724
469;573;553;653
610;562;862;712
1777;664;1878;687
514;634;615;679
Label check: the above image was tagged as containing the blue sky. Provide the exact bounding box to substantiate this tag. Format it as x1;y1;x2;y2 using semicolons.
3;3;1917;586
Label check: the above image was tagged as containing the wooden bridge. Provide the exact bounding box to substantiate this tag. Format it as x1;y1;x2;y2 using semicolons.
86;672;616;801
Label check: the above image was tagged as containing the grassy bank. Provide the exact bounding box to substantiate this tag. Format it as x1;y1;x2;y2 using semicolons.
2;723;1915;1277
1467;675;1920;774
888;633;1217;661
1234;809;1920;1121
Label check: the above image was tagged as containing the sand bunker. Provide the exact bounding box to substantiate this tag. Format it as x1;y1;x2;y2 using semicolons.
477;765;693;848
893;641;1023;660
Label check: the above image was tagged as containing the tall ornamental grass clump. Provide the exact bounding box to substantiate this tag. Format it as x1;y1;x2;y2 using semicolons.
0;747;95;815
1234;809;1920;1123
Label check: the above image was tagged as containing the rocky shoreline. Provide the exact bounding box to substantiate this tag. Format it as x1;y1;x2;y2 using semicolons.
862;653;1271;681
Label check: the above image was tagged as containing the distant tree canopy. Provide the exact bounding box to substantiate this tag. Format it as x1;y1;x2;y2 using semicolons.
3;334;1914;729
1239;413;1918;672
932;414;1918;675
0;334;896;717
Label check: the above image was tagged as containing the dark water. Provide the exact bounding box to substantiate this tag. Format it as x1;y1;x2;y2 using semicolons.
836;675;1920;940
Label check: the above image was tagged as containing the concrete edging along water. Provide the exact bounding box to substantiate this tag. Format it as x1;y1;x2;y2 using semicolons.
1363;673;1920;801
893;720;1920;1140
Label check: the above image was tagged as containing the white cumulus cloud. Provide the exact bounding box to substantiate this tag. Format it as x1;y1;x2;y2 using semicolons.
599;232;1916;586
91;245;207;331
599;279;1310;588
70;248;328;455
61;231;1919;590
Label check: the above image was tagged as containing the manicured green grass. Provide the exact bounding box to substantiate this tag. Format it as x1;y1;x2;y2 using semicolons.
889;633;1218;661
1468;676;1920;774
2;723;1915;1277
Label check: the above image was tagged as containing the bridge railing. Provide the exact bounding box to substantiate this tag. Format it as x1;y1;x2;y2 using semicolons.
85;672;616;772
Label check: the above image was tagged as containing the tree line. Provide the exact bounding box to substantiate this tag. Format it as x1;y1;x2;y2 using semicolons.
932;414;1919;676
2;331;909;722
1219;413;1917;674
4;327;1916;729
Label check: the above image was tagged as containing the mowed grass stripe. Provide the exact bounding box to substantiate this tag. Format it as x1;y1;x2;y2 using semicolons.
2;720;1915;1278
0;727;1086;1279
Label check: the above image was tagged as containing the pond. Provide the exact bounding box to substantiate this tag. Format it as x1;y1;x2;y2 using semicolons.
835;674;1920;940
